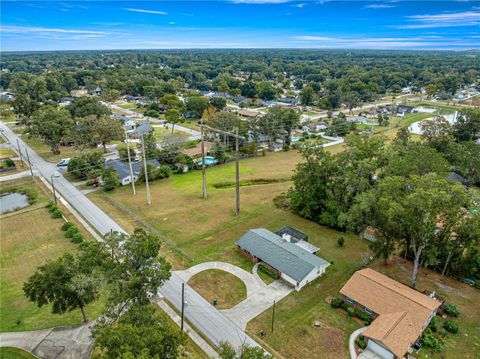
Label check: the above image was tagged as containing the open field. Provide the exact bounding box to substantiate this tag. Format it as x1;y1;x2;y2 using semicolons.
153;126;190;141
0;178;104;332
188;269;247;309
20;135;104;163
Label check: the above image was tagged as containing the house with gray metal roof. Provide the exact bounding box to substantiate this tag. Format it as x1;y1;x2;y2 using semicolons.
236;228;330;291
105;158;160;186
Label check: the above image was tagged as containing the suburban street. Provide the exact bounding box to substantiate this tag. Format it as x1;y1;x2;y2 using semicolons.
0;122;261;354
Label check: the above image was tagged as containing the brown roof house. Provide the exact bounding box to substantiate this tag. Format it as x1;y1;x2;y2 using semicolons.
340;268;441;359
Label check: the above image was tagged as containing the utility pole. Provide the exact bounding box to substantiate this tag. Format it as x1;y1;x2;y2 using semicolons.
271;300;276;333
125;130;136;196
25;148;34;178
200;117;207;199
51;175;57;205
235;127;240;216
200;124;245;214
140;134;151;206
181;283;185;332
16;139;24;166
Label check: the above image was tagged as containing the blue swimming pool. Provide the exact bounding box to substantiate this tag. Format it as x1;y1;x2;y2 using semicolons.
197;156;219;166
291;136;301;142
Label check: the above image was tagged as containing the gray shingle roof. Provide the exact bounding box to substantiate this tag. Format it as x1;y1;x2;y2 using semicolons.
236;228;330;282
105;159;160;180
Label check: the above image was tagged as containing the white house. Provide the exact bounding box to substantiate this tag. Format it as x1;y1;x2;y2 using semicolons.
236;228;330;291
105;159;160;186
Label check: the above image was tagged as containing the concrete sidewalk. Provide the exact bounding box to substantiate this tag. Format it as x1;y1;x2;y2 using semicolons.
0;324;93;359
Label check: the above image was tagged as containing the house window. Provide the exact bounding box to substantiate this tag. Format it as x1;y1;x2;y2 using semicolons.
364;306;374;315
344;296;356;305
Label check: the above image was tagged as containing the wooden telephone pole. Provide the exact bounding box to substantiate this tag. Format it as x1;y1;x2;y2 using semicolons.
200;124;245;216
124;130;136;196
141;134;151;206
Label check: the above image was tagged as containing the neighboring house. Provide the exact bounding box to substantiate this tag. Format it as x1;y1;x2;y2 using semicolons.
396;105;414;117
303;122;328;132
0;91;15;101
58;97;74;106
105;158;160;186
278;97;300;105
346;115;367;124
238;110;263;119
131;123;154;136
112;114;137;132
447;171;470;186
340;268;442;359
236;228;330;291
87;87;102;96
233;96;247;103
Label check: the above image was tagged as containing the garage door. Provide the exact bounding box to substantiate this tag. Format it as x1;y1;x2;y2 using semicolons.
366;340;394;359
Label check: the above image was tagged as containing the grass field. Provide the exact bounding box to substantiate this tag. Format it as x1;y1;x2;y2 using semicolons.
0;178;104;332
153;126;190;142
188;269;247;309
0;347;36;359
21;135;103;163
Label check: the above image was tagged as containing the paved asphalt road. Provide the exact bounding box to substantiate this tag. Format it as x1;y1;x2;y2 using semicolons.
159;272;259;350
0;123;125;236
1;122;261;353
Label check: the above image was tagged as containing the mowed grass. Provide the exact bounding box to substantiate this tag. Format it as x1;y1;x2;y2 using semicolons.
0;179;104;332
153;126;190;141
188;269;247;309
21;135;103;163
0;347;36;359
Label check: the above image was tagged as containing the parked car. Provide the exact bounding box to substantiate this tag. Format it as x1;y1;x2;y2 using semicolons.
57;158;70;167
52;171;61;178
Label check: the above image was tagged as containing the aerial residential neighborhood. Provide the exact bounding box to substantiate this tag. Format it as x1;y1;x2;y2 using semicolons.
0;1;479;359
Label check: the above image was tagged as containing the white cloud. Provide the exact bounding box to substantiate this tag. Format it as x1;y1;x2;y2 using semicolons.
295;3;306;8
292;34;475;49
0;25;108;40
124;8;167;15
168;22;176;25
398;11;480;28
364;4;396;9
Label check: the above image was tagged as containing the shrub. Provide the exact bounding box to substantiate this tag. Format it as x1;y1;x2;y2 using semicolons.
443;319;458;334
65;226;80;238
337;236;345;247
442;303;459;317
355;336;367;350
47;203;59;213
46;200;56;209
51;209;63;219
421;329;443;352
158;164;172;179
70;233;84;244
62;221;74;231
258;263;280;280
331;298;343;309
355;310;372;324
429;316;440;332
347;307;355;317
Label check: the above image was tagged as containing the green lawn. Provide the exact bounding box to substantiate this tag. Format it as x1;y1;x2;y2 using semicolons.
118;102;137;110
0;178;104;332
399;113;433;127
188;269;247;309
153;126;190;142
21;135;104;163
0;347;36;359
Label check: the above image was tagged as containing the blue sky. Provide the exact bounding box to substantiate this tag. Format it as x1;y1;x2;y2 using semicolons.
1;1;479;51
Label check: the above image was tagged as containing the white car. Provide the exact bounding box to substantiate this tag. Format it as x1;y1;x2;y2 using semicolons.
52;171;61;178
57;158;70;167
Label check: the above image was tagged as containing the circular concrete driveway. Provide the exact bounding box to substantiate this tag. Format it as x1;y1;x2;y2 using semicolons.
175;261;266;297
